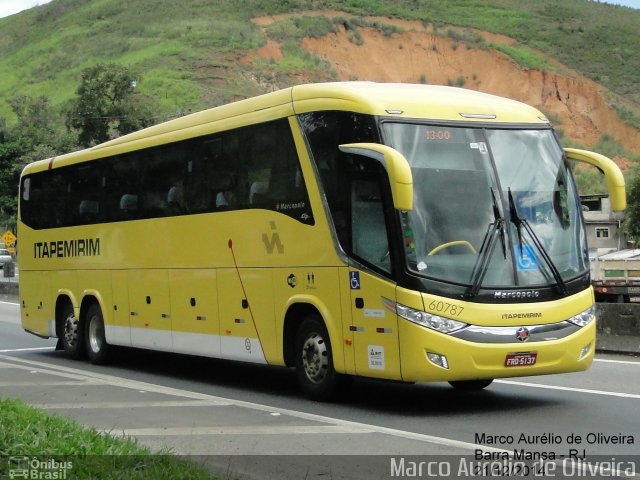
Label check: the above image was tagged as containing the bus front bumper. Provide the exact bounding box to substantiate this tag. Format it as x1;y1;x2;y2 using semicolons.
399;319;595;383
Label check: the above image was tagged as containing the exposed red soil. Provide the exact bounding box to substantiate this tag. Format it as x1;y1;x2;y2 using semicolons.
248;13;640;168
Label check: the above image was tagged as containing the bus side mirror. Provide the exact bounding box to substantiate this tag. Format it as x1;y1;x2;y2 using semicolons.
339;143;413;211
564;148;626;212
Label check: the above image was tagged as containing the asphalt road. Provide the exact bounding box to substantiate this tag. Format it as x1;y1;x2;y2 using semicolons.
1;298;639;479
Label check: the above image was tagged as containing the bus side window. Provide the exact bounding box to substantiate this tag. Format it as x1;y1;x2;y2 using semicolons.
78;200;100;224
212;172;237;211
167;185;186;214
20;176;45;230
119;194;139;219
187;138;223;213
263;121;313;224
249;181;268;205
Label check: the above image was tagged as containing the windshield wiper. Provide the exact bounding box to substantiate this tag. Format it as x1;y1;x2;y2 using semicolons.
508;188;568;296
465;188;506;298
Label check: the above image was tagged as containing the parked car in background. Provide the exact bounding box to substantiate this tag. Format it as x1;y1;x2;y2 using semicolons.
0;249;13;268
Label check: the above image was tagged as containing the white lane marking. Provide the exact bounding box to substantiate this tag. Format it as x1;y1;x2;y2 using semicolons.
0;354;507;454
495;379;640;399
594;358;640;366
0;381;96;387
0;359;103;382
0;347;54;353
34;400;232;409
0;301;19;306
106;425;375;437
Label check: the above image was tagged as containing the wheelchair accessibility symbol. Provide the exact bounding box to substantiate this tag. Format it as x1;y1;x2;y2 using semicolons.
515;244;538;272
350;271;361;290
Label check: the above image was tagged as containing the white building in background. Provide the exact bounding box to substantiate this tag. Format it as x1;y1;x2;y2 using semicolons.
581;194;631;255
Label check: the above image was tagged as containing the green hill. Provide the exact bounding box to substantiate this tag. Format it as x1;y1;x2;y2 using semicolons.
0;0;638;125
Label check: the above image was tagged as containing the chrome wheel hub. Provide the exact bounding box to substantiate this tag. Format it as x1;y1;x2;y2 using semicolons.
88;315;102;353
63;314;78;348
301;332;328;384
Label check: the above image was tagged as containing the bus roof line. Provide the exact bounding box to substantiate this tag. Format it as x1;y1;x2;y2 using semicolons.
90;87;295;152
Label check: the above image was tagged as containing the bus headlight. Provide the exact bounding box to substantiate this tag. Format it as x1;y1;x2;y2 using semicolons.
383;298;467;334
567;306;596;327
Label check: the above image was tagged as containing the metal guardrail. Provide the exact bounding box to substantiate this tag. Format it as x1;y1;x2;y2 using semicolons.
595;303;640;354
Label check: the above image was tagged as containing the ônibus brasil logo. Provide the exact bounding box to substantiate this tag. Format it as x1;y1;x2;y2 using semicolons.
7;456;73;479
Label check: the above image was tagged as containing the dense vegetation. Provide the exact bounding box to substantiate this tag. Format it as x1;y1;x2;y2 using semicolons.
0;0;639;121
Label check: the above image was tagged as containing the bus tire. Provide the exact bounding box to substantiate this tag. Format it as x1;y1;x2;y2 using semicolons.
295;315;343;401
60;302;85;360
85;303;111;365
448;379;493;390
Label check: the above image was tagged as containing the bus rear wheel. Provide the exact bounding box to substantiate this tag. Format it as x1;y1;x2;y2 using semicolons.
60;303;85;359
295;315;343;401
85;303;111;365
448;379;493;390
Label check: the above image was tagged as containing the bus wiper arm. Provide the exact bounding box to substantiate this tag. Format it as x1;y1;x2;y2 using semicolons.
508;189;568;296
465;189;505;298
491;187;507;260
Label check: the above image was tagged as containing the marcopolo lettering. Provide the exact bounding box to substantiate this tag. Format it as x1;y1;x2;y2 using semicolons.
494;290;540;300
34;238;100;259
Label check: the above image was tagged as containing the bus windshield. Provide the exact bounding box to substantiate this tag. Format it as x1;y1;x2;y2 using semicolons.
381;123;588;290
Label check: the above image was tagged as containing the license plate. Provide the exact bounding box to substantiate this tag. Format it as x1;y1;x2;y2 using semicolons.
505;352;537;367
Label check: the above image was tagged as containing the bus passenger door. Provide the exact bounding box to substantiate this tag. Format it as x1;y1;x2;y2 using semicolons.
348;270;401;379
347;176;401;380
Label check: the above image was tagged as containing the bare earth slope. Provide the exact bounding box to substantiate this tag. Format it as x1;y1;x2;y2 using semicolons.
249;14;639;166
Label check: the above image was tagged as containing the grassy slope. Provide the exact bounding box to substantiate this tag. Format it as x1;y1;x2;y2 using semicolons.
0;0;638;124
0;0;269;118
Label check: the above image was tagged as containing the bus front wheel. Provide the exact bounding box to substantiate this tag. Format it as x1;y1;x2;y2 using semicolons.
85;303;111;365
295;315;343;401
60;303;85;360
448;379;493;390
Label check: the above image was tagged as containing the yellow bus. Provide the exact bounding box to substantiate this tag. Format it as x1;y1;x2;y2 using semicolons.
18;82;625;400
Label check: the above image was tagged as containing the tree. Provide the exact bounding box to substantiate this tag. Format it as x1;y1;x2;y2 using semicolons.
0;130;22;227
624;170;640;245
0;95;75;227
66;63;155;147
9;94;57;147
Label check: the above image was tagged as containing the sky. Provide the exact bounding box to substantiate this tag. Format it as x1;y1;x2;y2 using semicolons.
0;0;54;19
599;0;640;7
0;0;639;19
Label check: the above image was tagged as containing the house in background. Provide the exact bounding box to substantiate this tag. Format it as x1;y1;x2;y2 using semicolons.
580;194;631;254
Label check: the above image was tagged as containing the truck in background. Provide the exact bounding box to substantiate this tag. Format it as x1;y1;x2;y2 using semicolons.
591;249;640;303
